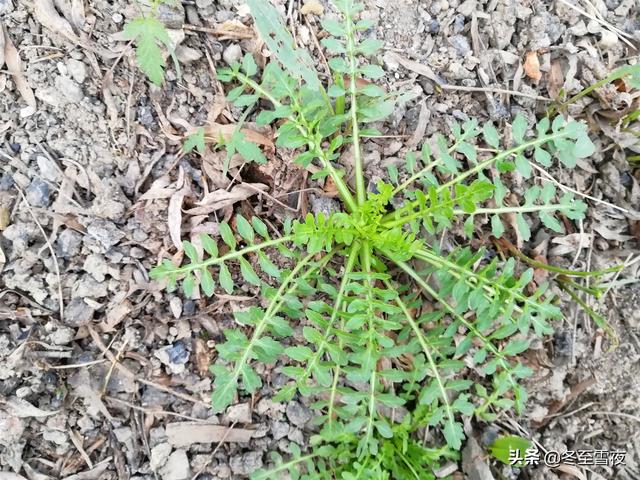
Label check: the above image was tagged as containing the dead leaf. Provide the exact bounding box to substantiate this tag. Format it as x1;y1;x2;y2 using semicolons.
33;0;78;42
193;338;211;376
0;474;29;480
5;398;59;418
300;0;324;16
0;205;9;230
184;183;268;216
102;301;131;332
2;25;36;117
554;464;587;480
200;123;273;148
166;422;256;447
408;100;430;148
216;20;254;40
550;233;593;256
384;52;440;83
523;51;542;83
168;189;187;250
547;58;564;99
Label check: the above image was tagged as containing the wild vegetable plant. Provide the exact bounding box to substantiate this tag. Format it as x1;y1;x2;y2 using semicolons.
124;0;180;85
150;0;615;477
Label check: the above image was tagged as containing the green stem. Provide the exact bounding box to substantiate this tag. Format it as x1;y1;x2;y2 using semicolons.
384;277;457;443
235;73;358;212
548;64;640;116
220;251;335;404
383;131;570;224
297;243;361;400
156;236;292;277
344;4;366;205
387;256;522;413
495;238;623;277
251;453;318;480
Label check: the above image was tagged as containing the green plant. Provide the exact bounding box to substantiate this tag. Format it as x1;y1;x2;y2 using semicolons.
124;0;180;85
150;1;616;477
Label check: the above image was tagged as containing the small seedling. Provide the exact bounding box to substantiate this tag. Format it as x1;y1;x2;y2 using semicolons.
150;0;619;477
123;0;181;85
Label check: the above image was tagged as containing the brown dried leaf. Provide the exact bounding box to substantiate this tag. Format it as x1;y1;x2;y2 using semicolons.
383;52;439;83
33;0;78;42
184;183;268;216
547;58;564;99
2;25;36;117
524;51;542;83
200;123;273;148
193;338;211;376
102;301;132;333
166;422;256;447
300;0;324;16
554;464;587;480
168;190;186;250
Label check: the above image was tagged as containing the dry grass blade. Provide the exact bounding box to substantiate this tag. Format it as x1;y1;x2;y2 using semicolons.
2;24;36;117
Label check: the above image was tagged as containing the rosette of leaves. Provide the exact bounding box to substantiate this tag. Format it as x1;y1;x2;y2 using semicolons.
150;0;616;477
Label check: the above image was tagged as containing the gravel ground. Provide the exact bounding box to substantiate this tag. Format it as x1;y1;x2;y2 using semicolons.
1;0;639;479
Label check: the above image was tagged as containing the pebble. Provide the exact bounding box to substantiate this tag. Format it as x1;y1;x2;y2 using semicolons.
599;29;618;49
55;76;84;104
66;59;87;84
151;442;172;470
457;0;476;16
43;429;67;445
229;451;263;476
83;254;109;282
64;298;94;327
285;401;312;428
222;44;242;66
25;178;51;207
0;173;14;191
449;34;471;56
0;0;13;14
56;229;82;259
49;326;75;345
112;12;124;24
162;449;191;480
224;403;252;424
36;155;61;182
86;219;125;250
156;2;186;29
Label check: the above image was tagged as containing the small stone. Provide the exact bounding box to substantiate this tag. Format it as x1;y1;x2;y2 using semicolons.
457;0;476;16
176;45;203;63
55;76;84;103
428;19;440;34
25;178;51;207
86;219;125;250
382;51;400;71
223;44;242;66
449;35;471;56
155;342;190;374
43;429;67;445
285;401;312;428
49;326;75;345
37;155;61;182
156;2;186;29
0;173;14;191
113;426;133;443
56;229;82;259
599;29;618;49
224;403;252;424
196;0;214;8
83;254;109;282
66;59;87;84
169;297;182;319
64;298;94;328
151;442;172;470
161;449;190;480
309;195;340;217
229;451;263;476
112;12;124;24
271;421;289;440
137;104;155;126
0;0;13;14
